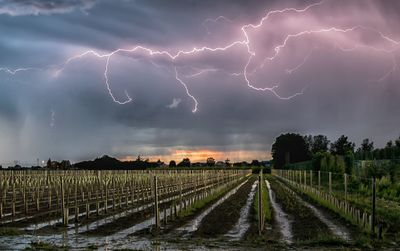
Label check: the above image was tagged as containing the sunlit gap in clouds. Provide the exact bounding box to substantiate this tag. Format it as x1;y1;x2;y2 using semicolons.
119;149;271;163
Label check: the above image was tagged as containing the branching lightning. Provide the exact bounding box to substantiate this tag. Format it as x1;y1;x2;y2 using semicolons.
174;67;198;113
285;49;315;75
2;0;400;113
0;67;38;75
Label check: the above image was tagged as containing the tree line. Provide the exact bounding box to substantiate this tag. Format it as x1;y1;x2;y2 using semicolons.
271;133;400;171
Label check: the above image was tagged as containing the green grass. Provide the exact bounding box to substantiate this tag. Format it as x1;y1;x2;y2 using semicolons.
253;175;271;226
0;227;23;236
24;241;68;251
297;234;348;246
178;178;245;218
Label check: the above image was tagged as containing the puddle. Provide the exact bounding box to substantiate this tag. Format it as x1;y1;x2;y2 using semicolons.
265;180;293;244
225;180;258;240
0;180;247;250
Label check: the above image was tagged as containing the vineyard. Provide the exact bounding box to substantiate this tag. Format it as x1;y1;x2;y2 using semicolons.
0;169;399;250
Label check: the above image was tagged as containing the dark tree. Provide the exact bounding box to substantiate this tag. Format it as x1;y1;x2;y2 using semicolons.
330;135;355;155
303;135;313;151
304;135;330;154
395;136;400;148
169;160;176;168
206;157;216;167
311;135;330;153
271;133;311;169
361;138;374;152
251;160;261;166
177;158;191;167
46;158;51;169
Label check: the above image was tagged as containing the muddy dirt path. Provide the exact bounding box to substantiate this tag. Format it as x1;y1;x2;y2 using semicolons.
265;180;293;244
193;177;256;237
224;179;258;240
275;178;352;241
176;178;249;234
268;177;332;242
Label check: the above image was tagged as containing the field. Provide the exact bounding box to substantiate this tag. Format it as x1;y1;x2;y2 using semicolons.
0;169;399;250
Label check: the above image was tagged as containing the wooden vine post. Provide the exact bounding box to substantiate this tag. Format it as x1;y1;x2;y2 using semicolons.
371;176;376;238
153;176;160;230
344;173;347;201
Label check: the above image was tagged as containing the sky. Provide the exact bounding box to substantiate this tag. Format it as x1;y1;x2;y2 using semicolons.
0;0;400;166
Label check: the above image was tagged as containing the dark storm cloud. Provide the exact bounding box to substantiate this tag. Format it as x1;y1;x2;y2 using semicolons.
0;0;95;16
1;0;400;165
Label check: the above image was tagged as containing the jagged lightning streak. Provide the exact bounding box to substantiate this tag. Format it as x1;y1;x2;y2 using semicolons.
183;67;242;78
174;67;198;113
3;0;400;112
377;55;397;82
238;0;327;98
0;67;38;75
55;3;331;107
57;41;246;108
184;68;219;78
104;56;132;104
285;49;315;75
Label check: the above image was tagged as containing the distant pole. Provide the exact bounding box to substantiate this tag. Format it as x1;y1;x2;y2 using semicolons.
344;173;347;201
318;171;321;190
371;177;376;238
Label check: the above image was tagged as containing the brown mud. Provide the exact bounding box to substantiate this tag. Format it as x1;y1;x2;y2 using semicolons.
193;176;256;237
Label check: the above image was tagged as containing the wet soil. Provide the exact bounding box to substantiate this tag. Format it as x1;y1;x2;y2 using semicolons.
155;178;249;236
82;205;155;236
277;178;364;242
268;177;332;242
193;177;256;237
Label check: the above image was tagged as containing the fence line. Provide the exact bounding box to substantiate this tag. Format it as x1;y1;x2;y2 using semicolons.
273;169;380;237
0;169;251;226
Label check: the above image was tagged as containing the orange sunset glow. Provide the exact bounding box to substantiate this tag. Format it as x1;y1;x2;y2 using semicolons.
120;149;271;163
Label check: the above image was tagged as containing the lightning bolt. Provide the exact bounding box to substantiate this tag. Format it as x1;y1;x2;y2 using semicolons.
285;49;315;75
104;56;132;104
183;67;242;78
377;55;398;82
0;67;38;74
174;67;198;113
2;0;400;113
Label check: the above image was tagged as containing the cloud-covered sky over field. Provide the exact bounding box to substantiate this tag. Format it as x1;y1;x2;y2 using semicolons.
1;0;399;165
